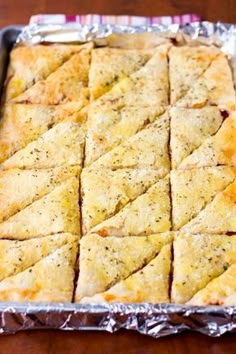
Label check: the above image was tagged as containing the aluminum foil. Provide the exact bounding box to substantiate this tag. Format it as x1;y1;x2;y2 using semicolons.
0;21;236;337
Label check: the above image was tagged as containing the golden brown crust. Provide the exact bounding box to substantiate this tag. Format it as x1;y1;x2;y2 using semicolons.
81;168;161;234
0;104;86;164
0;239;78;302
91;176;171;237
1;122;85;170
5;44;89;101
0;166;79;223
0;177;80;240
13;44;93;109
80;244;171;303
75;232;173;301
169;45;220;104
172;232;236;304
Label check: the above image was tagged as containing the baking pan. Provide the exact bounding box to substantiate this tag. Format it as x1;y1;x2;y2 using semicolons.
0;22;236;337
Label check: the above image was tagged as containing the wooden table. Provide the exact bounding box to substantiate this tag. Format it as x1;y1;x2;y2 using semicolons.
0;0;236;352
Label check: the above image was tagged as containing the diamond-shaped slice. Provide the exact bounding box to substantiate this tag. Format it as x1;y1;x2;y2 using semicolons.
75;232;173;300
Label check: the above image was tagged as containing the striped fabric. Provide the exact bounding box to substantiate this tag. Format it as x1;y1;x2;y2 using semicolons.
30;14;200;26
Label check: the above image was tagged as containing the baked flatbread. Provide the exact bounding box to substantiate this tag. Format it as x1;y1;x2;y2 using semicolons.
171;167;236;230
169;45;219;104
0;232;76;281
91;112;170;173
187;264;236;306
1;122;85;170
177;53;236;110
13;45;92;110
0;104;86;164
0;240;78;302
89;47;154;100
179;112;236;169
85;45;169;165
170;107;223;169
5;44;88;100
172;232;236;304
91;176;170;236
0;166;79;222
81;168;161;234
75;232;173;300
107;33;170;49
181;179;236;234
0;177;80;240
80;244;171;303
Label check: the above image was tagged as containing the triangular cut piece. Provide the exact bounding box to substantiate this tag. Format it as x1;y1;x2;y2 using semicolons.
179;112;236;169
187;264;236;306
0;241;78;302
172;232;236;304
89;47;154;100
1;122;85;170
85;45;169;165
5;43;89;100
75;232;173;300
0;104;86;164
0;177;80;240
177;53;236;110
0;166;80;223
171;167;236;230
91;112;170;173
91;176;170;237
169;45;220;104
0;232;76;282
80;244;171;303
170;107;223;169
81;168;162;234
181;179;236;234
13;45;92;110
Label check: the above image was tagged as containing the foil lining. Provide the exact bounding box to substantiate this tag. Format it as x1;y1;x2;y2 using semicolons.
0;21;236;337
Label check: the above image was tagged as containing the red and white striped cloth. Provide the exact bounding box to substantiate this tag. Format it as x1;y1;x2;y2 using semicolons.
30;14;200;26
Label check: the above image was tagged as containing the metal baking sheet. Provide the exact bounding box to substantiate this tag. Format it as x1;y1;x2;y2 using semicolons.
0;23;236;337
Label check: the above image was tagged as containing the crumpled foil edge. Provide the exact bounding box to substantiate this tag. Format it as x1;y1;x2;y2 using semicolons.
1;21;235;337
1;302;236;337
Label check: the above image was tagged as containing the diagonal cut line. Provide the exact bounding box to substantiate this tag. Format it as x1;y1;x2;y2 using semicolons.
0;172;80;224
12;50;87;101
178;175;236;229
175;110;227;168
89;48;164;103
170;52;221;106
99;242;172;294
86;174;169;234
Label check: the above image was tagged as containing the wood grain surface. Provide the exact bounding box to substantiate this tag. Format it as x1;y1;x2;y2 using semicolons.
0;0;236;353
